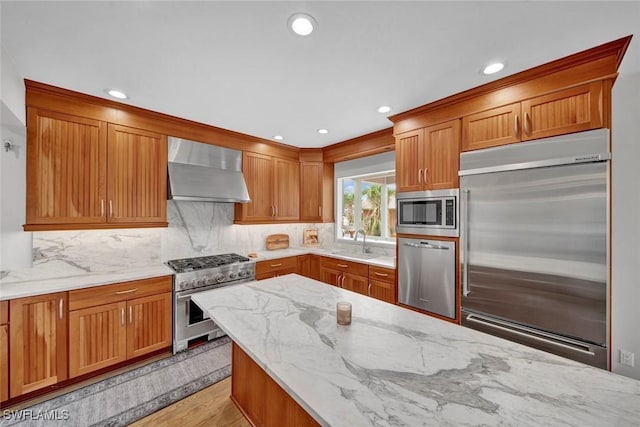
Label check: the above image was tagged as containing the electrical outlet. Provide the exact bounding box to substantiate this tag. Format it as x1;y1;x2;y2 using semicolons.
619;349;635;367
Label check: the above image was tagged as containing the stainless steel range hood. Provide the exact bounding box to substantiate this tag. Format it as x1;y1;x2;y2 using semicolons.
167;136;251;203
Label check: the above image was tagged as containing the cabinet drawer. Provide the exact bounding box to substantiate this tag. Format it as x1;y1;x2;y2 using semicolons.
320;257;369;277
0;301;8;325
69;276;172;311
369;266;396;284
255;256;298;275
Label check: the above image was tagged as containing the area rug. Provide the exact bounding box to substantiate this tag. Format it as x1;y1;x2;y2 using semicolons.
1;336;232;427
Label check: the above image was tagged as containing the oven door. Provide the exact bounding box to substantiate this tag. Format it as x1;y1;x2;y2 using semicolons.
173;283;227;353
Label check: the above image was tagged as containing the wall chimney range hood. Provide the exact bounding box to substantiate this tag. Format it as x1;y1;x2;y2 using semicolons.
167;136;251;203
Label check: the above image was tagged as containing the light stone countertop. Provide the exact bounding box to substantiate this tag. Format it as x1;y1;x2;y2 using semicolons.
0;265;174;301
0;247;394;301
192;274;640;427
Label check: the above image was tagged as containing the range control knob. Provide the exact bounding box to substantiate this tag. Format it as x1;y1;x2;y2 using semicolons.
238;270;246;278
190;279;197;288
215;273;225;283
197;278;206;286
229;272;237;280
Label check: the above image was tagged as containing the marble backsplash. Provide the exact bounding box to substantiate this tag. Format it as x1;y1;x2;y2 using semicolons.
1;201;336;282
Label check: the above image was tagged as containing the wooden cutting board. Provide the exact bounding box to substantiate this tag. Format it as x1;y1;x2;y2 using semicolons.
266;234;289;250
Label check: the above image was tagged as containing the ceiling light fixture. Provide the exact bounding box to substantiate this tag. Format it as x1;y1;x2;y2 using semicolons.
288;13;317;36
317;129;329;135
377;105;391;113
274;135;284;141
106;89;128;99
482;62;505;75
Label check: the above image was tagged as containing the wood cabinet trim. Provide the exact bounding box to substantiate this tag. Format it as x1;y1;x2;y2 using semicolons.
323;127;394;163
68;276;172;311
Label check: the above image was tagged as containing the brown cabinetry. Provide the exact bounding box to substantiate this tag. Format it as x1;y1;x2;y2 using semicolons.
368;266;397;304
299;162;334;222
9;292;68;398
319;257;369;296
255;256;298;280
462;82;604;151
68;276;172;378
1;301;9;402
25;108;167;230
298;254;321;281
236;152;300;223
396;119;460;192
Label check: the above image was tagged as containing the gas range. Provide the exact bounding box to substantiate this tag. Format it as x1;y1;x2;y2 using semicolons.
167;253;255;353
167;253;255;291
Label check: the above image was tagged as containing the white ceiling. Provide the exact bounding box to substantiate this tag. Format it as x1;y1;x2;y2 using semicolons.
1;1;639;148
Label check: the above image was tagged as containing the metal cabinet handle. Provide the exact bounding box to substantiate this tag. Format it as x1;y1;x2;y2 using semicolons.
58;298;64;320
418;168;423;184
523;112;530;136
115;288;138;295
100;199;105;217
129;306;133;324
367;283;372;296
121;307;125;326
271;206;275;217
336;273;342;287
270;263;283;268
462;189;470;296
319;206;322;217
423;168;428;183
514;114;520;138
373;272;388;277
109;200;113;217
275;205;278;217
337;263;348;268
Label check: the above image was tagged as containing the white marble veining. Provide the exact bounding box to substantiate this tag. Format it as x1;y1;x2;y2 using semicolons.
192;274;640;427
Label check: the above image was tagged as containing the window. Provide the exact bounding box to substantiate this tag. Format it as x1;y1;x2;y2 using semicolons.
336;171;396;243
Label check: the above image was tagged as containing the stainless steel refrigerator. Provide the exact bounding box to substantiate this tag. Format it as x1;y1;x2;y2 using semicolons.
459;129;610;369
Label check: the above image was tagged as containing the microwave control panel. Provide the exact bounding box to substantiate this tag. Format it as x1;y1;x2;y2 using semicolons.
445;199;455;227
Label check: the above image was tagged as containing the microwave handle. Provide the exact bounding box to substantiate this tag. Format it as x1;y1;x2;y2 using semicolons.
462;189;470;296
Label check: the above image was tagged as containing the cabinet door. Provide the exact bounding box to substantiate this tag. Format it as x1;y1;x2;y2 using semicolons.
299;162;323;221
395;129;424;192
424;119;461;190
343;274;368;296
274;158;300;220
461;103;521;151
0;324;8;402
25;109;107;228
242;152;274;221
126;292;172;359
369;279;396;304
320;268;341;286
107;124;167;225
68;302;127;378
521;82;603;141
9;292;68;398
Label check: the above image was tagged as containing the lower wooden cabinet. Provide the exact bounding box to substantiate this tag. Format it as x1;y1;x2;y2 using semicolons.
68;276;172;379
343;273;369;295
1;300;9;402
9;292;68;398
368;266;397;304
255;256;298;280
297;254;321;280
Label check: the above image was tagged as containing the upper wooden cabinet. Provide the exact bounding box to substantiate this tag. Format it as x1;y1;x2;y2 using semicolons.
396;119;460;192
24;108;168;230
462;82;604;151
9;292;68;398
236;152;299;223
299;162;334;223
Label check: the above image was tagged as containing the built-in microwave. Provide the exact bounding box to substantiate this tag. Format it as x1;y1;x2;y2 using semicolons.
396;189;459;237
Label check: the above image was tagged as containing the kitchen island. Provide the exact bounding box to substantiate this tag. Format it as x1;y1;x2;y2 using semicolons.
192;274;640;426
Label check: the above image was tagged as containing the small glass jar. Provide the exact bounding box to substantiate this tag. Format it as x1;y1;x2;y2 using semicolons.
336;301;352;325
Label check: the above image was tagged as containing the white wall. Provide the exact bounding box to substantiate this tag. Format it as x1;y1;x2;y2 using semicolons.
1;46;26;125
611;70;640;380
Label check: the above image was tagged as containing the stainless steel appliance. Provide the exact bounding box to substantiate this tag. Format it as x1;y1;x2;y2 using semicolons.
167;253;255;353
459;129;610;369
167;136;251;203
396;189;458;237
398;238;456;318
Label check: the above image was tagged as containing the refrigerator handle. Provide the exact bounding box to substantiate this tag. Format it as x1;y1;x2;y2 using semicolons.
462;189;470;296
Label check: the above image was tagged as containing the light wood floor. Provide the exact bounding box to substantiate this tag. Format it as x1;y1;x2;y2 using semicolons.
130;377;250;427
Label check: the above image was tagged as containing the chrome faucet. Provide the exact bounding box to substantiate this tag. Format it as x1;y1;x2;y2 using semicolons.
353;229;370;253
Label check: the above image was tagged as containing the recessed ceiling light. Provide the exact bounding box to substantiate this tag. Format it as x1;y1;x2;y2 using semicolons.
482;62;505;75
274;135;284;141
377;105;391;113
317;129;329;135
288;13;316;36
106;89;128;99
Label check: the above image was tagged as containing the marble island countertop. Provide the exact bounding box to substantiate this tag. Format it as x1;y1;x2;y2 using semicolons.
192;274;640;427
